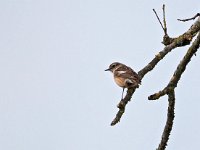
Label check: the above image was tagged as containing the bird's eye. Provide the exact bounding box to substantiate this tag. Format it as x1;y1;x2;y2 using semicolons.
111;64;116;68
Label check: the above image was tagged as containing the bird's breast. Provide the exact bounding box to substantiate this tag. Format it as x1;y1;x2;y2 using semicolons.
114;77;126;88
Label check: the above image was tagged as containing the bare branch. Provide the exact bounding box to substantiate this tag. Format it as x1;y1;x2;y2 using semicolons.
111;88;136;126
153;4;168;36
148;88;167;100
149;31;200;101
138;42;177;78
111;15;200;126
162;4;167;35
178;13;200;22
157;90;175;150
147;31;200;149
153;8;165;34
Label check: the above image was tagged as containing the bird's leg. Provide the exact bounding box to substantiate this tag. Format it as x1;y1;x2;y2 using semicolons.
121;88;125;100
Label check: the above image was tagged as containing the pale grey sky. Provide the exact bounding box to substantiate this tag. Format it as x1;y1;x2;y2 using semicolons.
0;0;200;150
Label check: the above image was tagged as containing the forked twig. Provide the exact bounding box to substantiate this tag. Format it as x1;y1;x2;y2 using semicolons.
152;31;200;150
153;9;165;34
153;4;168;35
111;11;200;126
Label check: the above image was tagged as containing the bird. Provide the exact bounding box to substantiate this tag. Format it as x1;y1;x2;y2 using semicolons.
105;62;141;99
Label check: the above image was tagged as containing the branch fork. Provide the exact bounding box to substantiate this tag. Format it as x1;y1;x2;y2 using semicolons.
109;4;200;150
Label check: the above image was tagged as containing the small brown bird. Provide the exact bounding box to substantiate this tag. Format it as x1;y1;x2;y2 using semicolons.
105;62;141;99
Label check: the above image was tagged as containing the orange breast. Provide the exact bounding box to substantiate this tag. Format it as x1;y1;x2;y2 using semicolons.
114;77;125;87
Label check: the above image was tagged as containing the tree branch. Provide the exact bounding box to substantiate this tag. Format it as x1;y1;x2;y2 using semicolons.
111;15;200;126
153;8;165;34
157;90;175;150
149;31;200;100
148;32;200;150
162;5;167;35
111;88;136;126
178;13;200;22
153;4;168;36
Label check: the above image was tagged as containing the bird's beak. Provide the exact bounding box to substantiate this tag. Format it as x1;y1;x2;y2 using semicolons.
104;68;110;71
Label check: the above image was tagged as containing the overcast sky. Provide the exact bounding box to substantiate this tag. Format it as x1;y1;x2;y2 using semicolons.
0;0;200;150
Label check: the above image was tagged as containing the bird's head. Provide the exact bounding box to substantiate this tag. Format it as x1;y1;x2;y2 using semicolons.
105;62;122;73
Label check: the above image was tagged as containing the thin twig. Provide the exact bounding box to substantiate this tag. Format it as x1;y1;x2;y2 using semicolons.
162;4;167;35
178;13;200;22
153;8;165;33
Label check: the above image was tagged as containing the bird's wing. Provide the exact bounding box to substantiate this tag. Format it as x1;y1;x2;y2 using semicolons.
115;66;141;84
